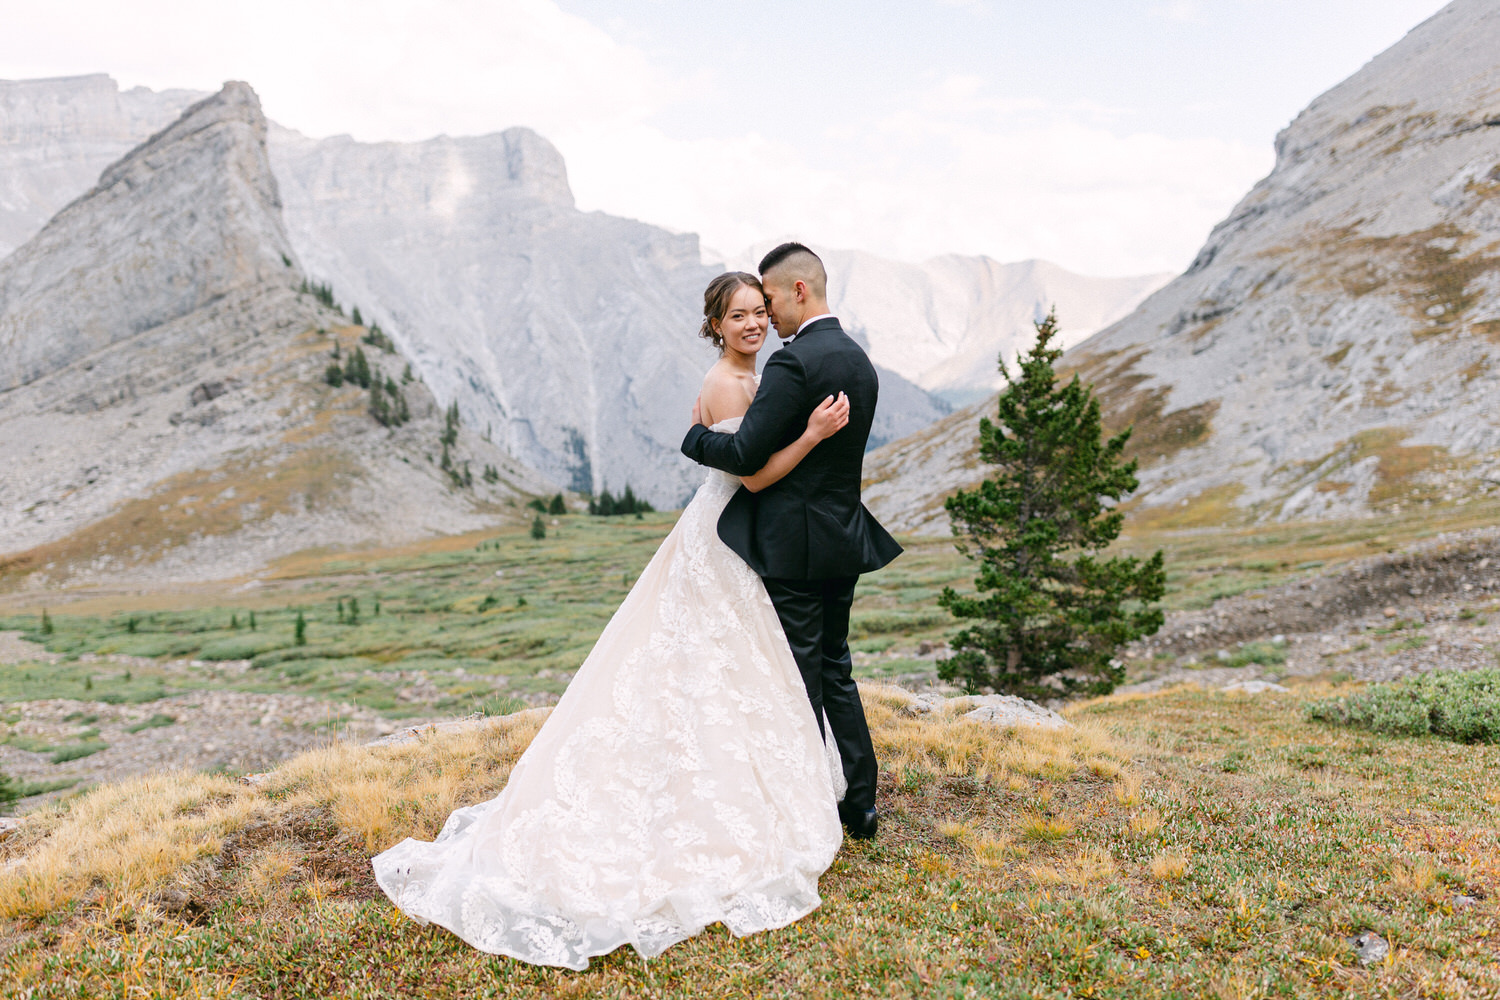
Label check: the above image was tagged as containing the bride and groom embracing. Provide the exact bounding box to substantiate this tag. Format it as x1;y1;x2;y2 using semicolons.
372;243;904;970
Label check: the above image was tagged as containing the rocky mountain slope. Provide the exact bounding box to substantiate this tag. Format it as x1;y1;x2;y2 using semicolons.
0;75;203;260
268;128;956;505
0;74;1167;507
866;0;1500;535
0;83;545;587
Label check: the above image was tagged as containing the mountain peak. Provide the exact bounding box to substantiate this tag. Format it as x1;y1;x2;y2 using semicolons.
0;80;296;392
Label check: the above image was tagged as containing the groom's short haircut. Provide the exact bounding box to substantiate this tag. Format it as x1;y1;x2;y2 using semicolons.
759;242;827;299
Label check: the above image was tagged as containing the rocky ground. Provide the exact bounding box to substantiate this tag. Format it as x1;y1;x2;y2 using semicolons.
0;635;418;809
858;526;1500;697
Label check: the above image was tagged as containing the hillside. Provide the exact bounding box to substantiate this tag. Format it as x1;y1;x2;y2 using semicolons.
0;83;546;588
865;0;1500;535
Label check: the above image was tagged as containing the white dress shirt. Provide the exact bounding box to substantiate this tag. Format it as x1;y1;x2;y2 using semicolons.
787;313;836;343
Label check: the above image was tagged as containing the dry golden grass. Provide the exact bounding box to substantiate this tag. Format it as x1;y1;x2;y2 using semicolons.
0;709;548;918
1129;808;1163;838
1113;772;1142;806
1019;813;1075;843
238;843;305;900
0;771;258;918
1390;858;1438;894
935;819;972;841
860;684;1126;787
968;834;1015;868
1028;846;1118;887
0;688;1129;937
1148;850;1190;882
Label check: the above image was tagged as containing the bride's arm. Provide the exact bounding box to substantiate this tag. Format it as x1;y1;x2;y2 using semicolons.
742;392;849;493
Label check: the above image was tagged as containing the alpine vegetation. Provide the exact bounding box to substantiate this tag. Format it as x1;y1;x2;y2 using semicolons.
938;310;1166;699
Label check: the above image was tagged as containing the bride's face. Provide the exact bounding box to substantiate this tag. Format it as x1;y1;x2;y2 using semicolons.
716;283;769;356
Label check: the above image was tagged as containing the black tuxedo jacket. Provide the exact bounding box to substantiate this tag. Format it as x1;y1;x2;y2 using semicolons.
681;317;903;580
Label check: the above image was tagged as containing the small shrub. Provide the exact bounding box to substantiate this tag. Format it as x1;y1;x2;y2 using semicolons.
50;741;108;764
476;696;527;717
530;516;546;541
40;610;53;636
294;611;307;647
1306;668;1500;743
125;714;176;734
323;363;344;387
0;770;16;809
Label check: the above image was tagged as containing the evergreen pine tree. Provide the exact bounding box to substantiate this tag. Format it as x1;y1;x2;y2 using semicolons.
441;401;460;447
937;309;1166;700
345;346;371;388
348;597;360;624
402;363;414;384
369;378;388;424
249;611;256;631
351;305;363;326
548;493;566;515
294;611;307;646
230;613;239;630
596;488;616;516
324;363;344;387
621;484;638;514
531;515;547;540
337;598;346;623
331;341;341;360
39;610;52;636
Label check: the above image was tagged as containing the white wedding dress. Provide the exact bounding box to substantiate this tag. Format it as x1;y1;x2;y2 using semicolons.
372;415;843;970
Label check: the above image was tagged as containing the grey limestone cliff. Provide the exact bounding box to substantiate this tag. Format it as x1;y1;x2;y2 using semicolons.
865;0;1500;534
0;83;547;585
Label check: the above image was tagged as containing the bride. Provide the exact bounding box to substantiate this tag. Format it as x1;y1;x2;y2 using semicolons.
372;271;852;970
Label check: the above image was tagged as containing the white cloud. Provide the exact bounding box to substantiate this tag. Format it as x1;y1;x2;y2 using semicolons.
560;75;1271;276
0;0;1271;276
0;0;664;141
1149;0;1203;21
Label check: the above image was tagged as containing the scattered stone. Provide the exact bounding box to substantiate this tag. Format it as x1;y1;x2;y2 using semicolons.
1383;607;1399;618
962;695;1069;731
1350;931;1389;966
1454;894;1480;908
1221;680;1289;695
0;817;26;841
901;693;947;716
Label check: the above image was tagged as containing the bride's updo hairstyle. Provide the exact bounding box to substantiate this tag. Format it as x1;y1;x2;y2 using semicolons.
700;271;764;352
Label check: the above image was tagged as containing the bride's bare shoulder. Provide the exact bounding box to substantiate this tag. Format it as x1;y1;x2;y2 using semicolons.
700;362;754;424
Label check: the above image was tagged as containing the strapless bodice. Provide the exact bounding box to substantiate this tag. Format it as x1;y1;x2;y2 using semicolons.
701;416;744;495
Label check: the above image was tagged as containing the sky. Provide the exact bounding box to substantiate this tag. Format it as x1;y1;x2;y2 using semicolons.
0;0;1449;277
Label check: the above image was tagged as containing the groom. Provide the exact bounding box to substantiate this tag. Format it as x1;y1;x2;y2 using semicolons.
682;242;902;839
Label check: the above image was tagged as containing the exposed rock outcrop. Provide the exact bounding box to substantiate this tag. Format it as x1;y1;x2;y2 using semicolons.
866;0;1500;534
0;74;203;259
0;84;547;586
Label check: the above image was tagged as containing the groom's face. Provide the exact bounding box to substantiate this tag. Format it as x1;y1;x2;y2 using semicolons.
762;274;800;339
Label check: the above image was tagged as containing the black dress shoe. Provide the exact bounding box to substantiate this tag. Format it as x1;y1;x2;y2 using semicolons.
842;807;878;840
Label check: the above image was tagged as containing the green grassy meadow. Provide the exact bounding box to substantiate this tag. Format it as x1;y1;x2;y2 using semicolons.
2;503;1500;996
5;497;1498;723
